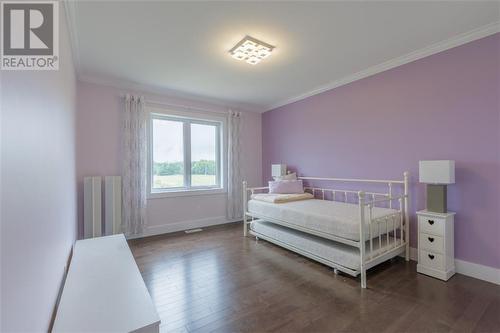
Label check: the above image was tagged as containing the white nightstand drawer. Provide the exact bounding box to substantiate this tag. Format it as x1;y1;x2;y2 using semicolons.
419;233;444;253
419;250;445;270
419;215;445;236
417;210;455;281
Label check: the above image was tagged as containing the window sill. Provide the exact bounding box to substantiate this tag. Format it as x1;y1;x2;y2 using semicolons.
148;188;226;199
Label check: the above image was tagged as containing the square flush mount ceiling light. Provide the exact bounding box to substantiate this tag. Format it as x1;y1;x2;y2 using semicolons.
229;36;275;65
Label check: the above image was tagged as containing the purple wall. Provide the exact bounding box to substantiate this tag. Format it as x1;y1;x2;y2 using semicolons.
76;81;263;239
1;7;77;331
262;34;500;269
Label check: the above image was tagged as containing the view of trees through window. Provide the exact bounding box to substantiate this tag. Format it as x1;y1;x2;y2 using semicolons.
190;123;217;186
152;117;219;190
153;160;216;187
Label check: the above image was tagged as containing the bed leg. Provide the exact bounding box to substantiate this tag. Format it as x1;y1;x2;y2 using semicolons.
333;268;339;275
404;171;410;262
358;191;367;289
255;236;259;241
243;216;247;237
361;269;367;289
243;181;248;237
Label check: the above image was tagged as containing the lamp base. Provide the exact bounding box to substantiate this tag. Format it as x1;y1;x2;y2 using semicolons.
427;184;447;213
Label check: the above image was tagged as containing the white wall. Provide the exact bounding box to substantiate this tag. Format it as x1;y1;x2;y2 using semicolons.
76;80;262;238
0;5;77;332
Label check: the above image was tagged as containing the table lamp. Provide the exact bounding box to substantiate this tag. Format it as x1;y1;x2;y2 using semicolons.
419;160;455;213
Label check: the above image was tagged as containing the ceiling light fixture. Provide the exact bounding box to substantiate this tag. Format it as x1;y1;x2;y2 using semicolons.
229;36;275;65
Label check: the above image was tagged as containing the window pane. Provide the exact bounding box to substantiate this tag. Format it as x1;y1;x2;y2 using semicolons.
152;118;184;189
191;123;217;186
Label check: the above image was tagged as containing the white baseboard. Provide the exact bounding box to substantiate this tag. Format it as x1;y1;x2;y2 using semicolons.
409;247;418;261
127;216;241;240
407;247;500;285
455;258;500;285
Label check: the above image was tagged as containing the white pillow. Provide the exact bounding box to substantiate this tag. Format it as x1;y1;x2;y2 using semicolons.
273;172;297;181
269;180;304;194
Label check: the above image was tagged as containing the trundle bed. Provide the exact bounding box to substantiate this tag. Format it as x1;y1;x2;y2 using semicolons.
243;172;410;288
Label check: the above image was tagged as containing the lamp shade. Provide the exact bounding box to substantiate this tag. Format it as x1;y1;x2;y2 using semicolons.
271;164;287;178
419;160;455;184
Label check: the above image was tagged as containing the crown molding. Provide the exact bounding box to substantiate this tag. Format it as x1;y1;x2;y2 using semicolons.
63;0;81;76
77;74;263;113
64;0;258;113
65;1;498;114
263;21;500;112
63;0;258;113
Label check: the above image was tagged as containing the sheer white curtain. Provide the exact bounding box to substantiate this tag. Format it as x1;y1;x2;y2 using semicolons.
226;110;243;220
122;94;147;236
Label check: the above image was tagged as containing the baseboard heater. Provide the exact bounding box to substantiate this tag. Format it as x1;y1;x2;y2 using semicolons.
84;176;122;238
84;177;102;239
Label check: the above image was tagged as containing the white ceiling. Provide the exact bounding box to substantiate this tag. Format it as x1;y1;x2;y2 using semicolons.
69;1;500;112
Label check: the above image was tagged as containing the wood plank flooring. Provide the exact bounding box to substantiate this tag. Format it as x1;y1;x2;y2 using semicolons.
128;223;500;333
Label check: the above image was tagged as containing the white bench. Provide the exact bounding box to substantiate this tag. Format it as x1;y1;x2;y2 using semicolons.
53;234;160;332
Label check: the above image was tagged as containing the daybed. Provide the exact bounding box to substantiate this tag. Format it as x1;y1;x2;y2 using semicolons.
243;173;410;288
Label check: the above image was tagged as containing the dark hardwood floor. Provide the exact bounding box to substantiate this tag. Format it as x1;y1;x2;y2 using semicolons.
128;223;500;333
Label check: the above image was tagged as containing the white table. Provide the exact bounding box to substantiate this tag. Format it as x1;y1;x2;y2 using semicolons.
53;234;160;332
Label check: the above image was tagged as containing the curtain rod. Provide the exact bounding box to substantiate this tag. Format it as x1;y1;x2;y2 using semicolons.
121;94;232;115
121;94;246;115
146;99;231;115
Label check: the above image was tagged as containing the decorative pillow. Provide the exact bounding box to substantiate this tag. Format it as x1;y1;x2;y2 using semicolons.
269;179;304;194
273;172;297;181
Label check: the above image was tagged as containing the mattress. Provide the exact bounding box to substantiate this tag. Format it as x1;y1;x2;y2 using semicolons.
248;198;400;242
251;221;395;272
251;220;361;271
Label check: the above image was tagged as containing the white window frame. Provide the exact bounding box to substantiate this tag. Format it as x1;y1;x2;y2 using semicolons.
147;105;227;199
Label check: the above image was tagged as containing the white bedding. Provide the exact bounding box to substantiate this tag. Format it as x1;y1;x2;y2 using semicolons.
248;198;400;242
251;193;314;203
250;221;394;271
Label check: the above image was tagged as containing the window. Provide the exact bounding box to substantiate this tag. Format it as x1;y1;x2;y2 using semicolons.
150;113;223;195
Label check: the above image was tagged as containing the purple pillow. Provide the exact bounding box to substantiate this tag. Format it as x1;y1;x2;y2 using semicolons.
269;180;304;194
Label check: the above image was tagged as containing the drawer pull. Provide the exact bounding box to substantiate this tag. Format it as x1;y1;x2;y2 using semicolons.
428;220;435;225
428;237;434;243
428;254;435;260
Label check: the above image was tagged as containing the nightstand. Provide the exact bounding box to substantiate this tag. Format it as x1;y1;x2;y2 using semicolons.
416;210;456;281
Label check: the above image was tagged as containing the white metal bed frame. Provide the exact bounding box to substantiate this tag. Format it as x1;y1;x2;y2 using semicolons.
242;172;410;288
